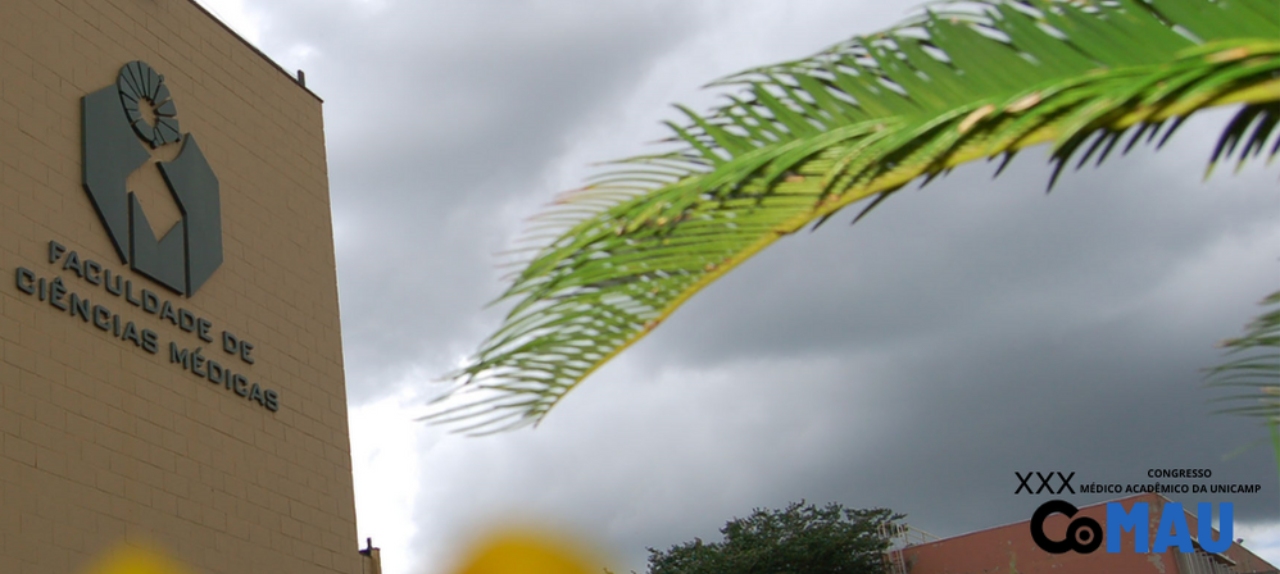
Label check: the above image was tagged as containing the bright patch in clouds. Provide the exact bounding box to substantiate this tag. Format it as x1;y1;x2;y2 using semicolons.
1237;521;1280;565
349;390;428;574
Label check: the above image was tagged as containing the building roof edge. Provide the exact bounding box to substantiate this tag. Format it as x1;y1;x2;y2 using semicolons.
184;0;324;103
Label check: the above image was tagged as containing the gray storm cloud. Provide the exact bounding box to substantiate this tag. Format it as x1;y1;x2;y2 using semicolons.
196;1;1280;572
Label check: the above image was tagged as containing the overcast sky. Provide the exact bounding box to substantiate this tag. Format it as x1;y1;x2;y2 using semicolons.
194;1;1280;572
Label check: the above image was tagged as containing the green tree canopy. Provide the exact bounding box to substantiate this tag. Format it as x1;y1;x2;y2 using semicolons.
643;502;900;574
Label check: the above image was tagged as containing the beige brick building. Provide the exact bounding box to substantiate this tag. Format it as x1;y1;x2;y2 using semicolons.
0;1;361;572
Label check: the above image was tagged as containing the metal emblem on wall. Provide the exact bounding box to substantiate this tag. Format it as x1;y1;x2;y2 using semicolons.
82;61;222;297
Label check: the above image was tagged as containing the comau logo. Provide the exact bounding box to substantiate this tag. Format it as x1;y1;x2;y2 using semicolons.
1029;500;1102;553
1029;499;1234;555
82;61;222;297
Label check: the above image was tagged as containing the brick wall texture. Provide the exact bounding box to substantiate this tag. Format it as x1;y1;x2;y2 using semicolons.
0;0;360;572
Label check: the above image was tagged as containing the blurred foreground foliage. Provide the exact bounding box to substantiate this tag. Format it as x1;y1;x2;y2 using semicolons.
1209;289;1280;498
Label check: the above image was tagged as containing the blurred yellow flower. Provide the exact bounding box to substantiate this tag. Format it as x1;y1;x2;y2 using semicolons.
455;530;605;574
82;529;607;574
82;545;193;574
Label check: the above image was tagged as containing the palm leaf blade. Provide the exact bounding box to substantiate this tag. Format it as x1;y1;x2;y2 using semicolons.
432;0;1280;433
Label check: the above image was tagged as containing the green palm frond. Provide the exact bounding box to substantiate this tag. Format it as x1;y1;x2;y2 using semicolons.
1208;290;1280;421
432;0;1280;433
1207;289;1280;498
